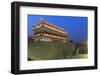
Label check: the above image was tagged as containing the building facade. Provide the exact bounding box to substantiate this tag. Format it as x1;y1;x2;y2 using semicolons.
32;19;68;43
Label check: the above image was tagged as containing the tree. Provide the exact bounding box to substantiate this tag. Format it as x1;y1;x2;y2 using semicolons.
72;43;79;56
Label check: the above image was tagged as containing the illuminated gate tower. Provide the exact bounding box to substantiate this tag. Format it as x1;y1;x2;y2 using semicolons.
32;18;68;43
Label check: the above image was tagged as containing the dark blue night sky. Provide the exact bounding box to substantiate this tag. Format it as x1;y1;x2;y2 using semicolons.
28;15;88;43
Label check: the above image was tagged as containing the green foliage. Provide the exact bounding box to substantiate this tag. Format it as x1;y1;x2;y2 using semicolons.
79;45;88;54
